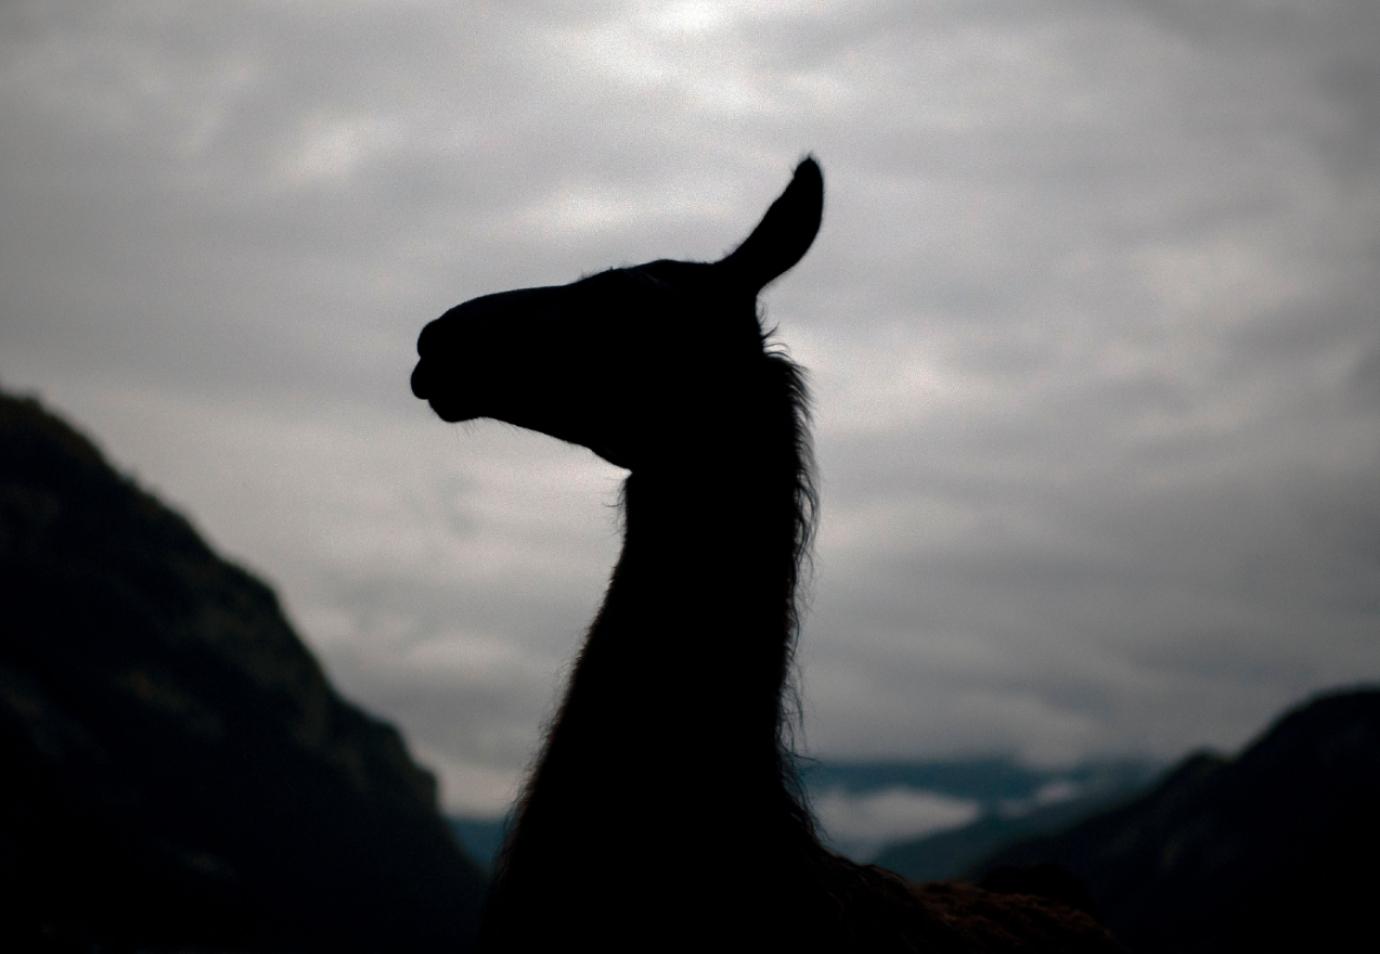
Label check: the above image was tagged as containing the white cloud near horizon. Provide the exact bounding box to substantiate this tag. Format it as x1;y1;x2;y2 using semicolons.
813;787;982;861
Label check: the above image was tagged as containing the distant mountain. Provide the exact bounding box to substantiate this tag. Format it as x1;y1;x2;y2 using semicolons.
799;755;1154;807
974;686;1380;952
873;782;1145;882
448;758;1157;874
447;758;1160;876
801;755;1155;864
0;391;486;952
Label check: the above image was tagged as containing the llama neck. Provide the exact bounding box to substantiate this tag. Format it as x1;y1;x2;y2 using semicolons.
538;440;805;808
565;456;802;773
488;379;820;932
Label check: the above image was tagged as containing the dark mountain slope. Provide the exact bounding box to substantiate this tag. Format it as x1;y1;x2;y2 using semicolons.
976;686;1380;953
0;390;484;951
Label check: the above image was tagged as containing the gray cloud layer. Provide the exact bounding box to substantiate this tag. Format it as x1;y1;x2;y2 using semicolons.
4;1;1377;811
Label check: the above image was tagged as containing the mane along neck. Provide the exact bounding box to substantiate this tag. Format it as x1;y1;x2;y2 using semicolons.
482;351;826;946
607;350;815;768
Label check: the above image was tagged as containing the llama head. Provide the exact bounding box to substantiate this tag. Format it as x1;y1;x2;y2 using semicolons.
410;157;823;470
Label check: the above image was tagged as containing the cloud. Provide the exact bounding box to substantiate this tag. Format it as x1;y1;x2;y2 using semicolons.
812;786;980;861
2;1;1377;813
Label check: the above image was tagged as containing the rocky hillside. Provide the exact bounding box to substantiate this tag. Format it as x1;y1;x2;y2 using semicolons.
976;686;1380;952
0;390;485;951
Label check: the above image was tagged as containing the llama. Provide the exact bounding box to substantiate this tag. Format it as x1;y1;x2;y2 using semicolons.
410;159;1121;952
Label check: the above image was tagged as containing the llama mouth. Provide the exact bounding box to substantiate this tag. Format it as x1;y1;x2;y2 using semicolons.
411;360;481;423
429;399;481;424
425;390;483;424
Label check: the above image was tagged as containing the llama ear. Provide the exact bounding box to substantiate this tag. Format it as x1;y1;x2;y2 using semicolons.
717;156;823;293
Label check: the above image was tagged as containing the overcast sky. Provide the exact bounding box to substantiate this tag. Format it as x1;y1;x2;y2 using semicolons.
3;1;1377;815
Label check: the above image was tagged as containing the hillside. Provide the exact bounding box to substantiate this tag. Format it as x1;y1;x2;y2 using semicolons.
0;390;485;951
975;686;1380;952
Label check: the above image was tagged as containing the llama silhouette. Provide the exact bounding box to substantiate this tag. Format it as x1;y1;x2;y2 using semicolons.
411;159;1121;952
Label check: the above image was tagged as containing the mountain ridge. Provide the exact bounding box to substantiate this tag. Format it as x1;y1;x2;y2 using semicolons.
974;685;1380;952
0;388;486;951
